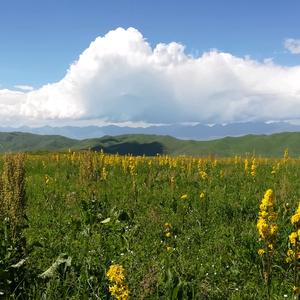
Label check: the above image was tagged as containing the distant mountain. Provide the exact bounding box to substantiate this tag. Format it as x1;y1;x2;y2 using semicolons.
0;121;299;140
1;131;300;157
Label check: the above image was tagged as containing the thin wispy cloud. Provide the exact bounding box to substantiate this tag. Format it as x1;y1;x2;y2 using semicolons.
1;27;300;126
14;85;34;91
284;38;300;54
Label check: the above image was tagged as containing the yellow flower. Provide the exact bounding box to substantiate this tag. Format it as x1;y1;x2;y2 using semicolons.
199;192;205;199
199;171;208;180
166;246;173;252
287;249;294;257
107;264;129;300
270;224;278;235
257;217;269;239
106;265;125;284
164;223;172;229
289;232;298;246
244;159;249;174
291;204;300;225
180;194;188;200
109;283;129;300
258;248;265;256
45;175;50;185
251;158;257;177
257;189;277;241
165;232;171;238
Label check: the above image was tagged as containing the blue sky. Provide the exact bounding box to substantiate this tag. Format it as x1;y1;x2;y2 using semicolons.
1;0;300;88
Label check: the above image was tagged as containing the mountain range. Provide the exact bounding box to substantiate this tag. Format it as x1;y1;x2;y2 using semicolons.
1;121;300;140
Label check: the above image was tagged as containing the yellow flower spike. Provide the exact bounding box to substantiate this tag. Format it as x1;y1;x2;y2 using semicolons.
244;159;249;174
106;264;129;300
251;158;257;177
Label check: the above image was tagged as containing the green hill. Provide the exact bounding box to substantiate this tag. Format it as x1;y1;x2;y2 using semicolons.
0;132;78;152
0;131;300;157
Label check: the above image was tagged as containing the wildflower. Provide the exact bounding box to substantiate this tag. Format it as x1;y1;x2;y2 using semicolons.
291;203;300;225
165;232;171;238
234;155;239;165
45;175;50;185
289;232;298;245
101;167;108;181
199;171;208;180
170;176;175;185
166;246;172;252
199;192;205;200
271;166;276;175
106;265;125;284
256;189;277;290
286;202;300;294
251;158;257;177
106;264;129;300
244;159;249;174
180;194;188;200
164;223;172;229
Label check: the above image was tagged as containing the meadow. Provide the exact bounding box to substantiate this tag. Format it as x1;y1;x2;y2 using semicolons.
0;150;300;299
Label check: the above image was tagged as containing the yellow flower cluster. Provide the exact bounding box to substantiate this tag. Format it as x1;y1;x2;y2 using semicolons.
257;189;278;255
164;223;172;238
244;159;249;174
291;203;300;225
286;202;300;263
199;171;208;180
251;158;257;177
106;264;129;300
101;166;108;181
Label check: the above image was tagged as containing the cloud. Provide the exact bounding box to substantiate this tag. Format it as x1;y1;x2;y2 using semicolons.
14;85;34;91
284;38;300;54
1;27;300;126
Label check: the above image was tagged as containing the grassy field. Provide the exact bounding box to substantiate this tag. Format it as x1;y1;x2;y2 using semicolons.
0;150;300;299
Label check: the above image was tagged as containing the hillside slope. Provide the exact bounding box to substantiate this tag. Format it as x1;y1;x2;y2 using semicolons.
0;131;299;157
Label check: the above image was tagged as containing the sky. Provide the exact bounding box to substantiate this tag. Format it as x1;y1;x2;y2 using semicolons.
1;0;300;126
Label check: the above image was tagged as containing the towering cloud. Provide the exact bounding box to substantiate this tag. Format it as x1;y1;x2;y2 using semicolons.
1;27;300;126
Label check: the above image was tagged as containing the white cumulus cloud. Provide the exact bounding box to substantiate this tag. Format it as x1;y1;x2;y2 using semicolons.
1;27;300;126
14;85;34;91
284;38;300;54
